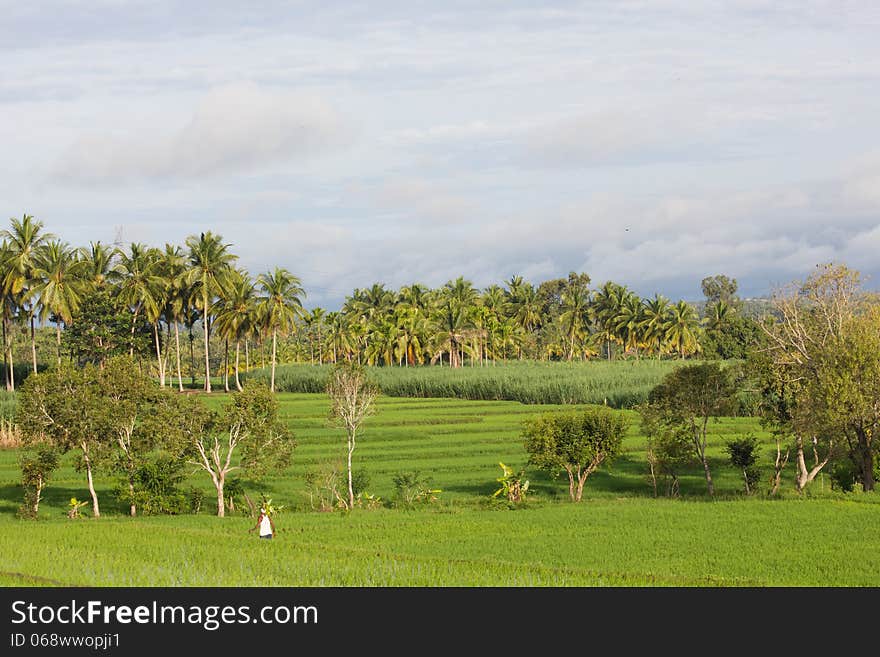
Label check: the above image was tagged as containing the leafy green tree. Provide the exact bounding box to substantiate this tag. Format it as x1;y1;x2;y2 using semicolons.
808;305;880;491
16;364;108;517
725;435;761;494
523;408;628;502
188;381;294;516
18;447;60;518
64;290;151;367
701;274;741;309
642;363;737;495
644;424;693;497
756;264;862;492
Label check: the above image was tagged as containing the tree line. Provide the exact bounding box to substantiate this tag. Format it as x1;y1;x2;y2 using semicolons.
1;214;761;394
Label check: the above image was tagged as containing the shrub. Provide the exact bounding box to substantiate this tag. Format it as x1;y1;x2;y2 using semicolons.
393;471;442;508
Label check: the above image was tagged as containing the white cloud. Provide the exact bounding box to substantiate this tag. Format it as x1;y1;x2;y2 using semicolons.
50;83;353;184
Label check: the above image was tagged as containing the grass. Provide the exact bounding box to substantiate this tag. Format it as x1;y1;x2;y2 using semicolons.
1;393;878;586
244;360;688;407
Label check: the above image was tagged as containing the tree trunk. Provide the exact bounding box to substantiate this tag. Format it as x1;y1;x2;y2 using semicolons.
56;323;62;366
234;341;242;391
223;338;229;393
742;468;751;495
795;434;829;492
203;295;211;392
215;476;225;518
129;479;136;517
856;428;875;492
3;317;15;392
245;339;249;372
175;322;184;392
154;323;165;387
701;456;715;496
347;431;356;510
83;445;100;518
33;475;43;516
2;316;11;392
189;324;196;387
30;315;37;373
271;329;278;392
130;304;141;357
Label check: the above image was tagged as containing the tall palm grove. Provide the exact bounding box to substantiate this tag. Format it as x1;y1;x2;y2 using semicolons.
0;214;756;392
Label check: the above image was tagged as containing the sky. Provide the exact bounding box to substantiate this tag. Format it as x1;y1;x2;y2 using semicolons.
2;1;880;308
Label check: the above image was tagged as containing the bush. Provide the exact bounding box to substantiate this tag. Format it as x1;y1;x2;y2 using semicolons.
393;471;441;508
113;455;189;515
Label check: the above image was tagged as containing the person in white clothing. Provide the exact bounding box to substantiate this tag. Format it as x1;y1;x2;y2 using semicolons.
249;508;276;539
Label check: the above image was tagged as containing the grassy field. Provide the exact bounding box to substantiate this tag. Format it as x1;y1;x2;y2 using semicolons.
245;360;689;407
1;393;878;586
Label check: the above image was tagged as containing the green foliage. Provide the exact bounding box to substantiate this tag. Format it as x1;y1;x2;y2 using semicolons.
258;493;284;518
113;454;190;515
644;423;694;497
523;407;627;501
492;462;529;504
701;315;766;360
67;497;88;519
725;435;761;494
63;289;152;366
254;360;686;408
393;471;441;508
303;462;346;512
225;380;295;479
642;362;738;495
18;447;59;519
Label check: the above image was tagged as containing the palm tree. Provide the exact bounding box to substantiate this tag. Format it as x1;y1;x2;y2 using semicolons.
114;243;164;362
0;241;17;390
214;269;257;391
430;290;471;367
704;300;732;333
32;241;88;364
185;232;237;392
640;294;671;358
591;281;627;360
1;214;55;374
78;241;116;291
509;281;541;335
664;300;702;359
559;286;590;361
310;307;326;364
257;267;305;392
612;292;644;359
159;244;189;391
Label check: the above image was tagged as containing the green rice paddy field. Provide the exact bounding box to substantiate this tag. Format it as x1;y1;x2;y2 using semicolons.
1;393;879;586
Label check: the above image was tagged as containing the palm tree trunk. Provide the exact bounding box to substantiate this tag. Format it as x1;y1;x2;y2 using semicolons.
271;328;277;392
203;293;211;393
30;315;38;373
130;304;141;357
175;321;184;392
2;316;11;392
245;339;249;372
189;324;196;387
223;338;229;393
55;323;62;367
153;323;165;386
234;341;242;391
